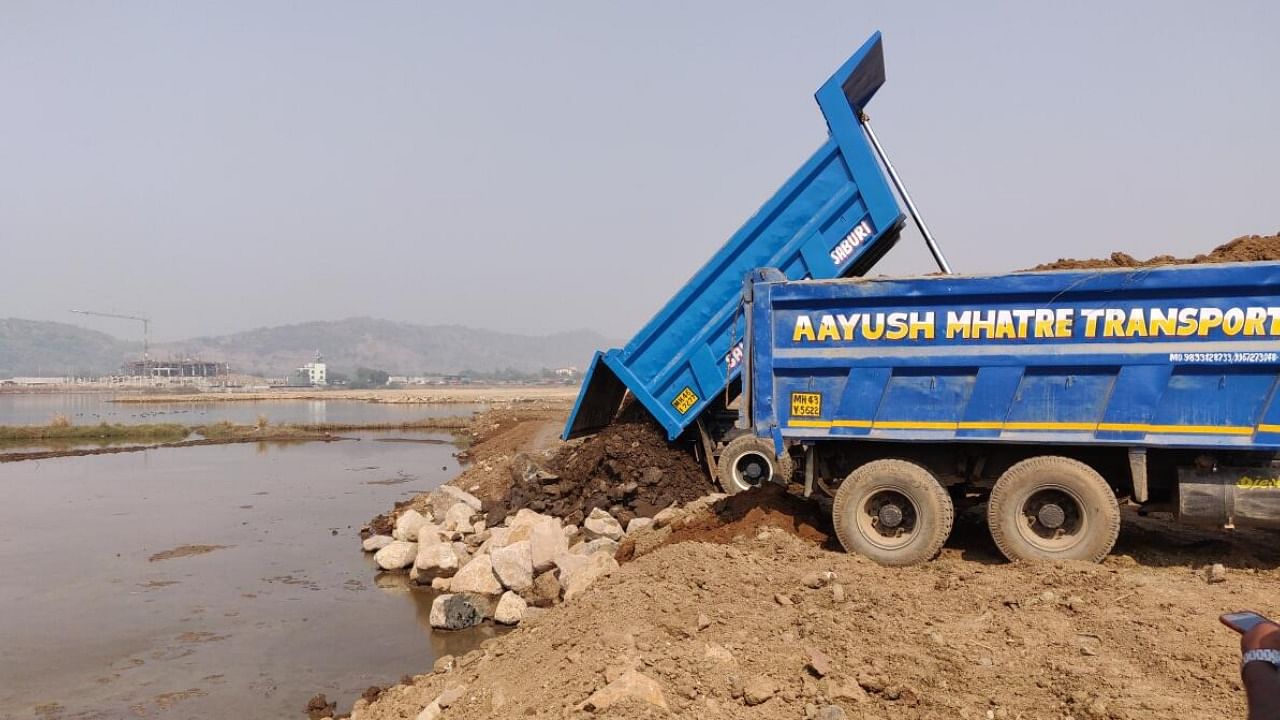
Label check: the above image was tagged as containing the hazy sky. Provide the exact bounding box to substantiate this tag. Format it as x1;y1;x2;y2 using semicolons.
2;2;1276;342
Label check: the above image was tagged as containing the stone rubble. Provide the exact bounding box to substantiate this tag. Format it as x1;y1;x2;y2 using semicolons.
364;489;691;629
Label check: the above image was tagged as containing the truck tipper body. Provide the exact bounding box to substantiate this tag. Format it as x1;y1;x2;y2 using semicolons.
565;32;1279;565
563;32;906;443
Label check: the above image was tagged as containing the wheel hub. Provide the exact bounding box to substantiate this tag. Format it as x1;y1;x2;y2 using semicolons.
1036;503;1066;529
1017;486;1088;552
732;452;772;488
877;503;905;528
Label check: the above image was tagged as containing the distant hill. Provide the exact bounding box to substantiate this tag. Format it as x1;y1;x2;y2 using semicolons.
0;318;138;377
0;317;618;378
155;318;617;377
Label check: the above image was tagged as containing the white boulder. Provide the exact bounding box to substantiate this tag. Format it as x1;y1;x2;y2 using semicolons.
490;540;534;592
572;537;619;557
374;540;417;570
443;503;476;533
528;519;568;573
555;550;619;602
415;542;460;579
448;554;503;596
494;591;528;625
583;508;624;541
362;534;394;552
625;517;654;535
393;509;431;541
436;485;482;513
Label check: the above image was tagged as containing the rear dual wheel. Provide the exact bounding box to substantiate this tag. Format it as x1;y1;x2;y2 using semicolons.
832;459;954;566
987;456;1120;563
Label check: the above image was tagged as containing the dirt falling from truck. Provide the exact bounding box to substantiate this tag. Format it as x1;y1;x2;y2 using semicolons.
1032;232;1280;270
483;417;714;528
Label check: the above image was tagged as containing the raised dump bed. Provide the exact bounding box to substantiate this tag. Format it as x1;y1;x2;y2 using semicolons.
564;32;907;442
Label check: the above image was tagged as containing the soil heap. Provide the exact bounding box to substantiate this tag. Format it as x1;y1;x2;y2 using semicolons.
482;419;714;529
1033;232;1280;270
360;511;1280;720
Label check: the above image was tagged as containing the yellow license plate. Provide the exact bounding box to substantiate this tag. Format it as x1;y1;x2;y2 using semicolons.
790;392;822;418
672;387;699;414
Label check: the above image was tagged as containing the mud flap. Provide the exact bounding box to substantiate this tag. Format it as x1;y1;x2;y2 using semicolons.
562;351;629;440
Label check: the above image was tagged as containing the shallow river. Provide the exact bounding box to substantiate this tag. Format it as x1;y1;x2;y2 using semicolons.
0;393;484;427
0;433;493;719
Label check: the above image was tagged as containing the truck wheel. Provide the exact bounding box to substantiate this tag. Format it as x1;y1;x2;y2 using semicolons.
987;456;1120;563
716;436;794;495
832;459;954;566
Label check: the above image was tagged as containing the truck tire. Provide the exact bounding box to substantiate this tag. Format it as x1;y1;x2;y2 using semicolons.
832;459;954;566
716;436;794;495
987;456;1120;563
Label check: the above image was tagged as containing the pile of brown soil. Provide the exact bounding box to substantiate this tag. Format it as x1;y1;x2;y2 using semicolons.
483;419;714;528
667;483;833;547
360;513;1280;720
1032;232;1280;271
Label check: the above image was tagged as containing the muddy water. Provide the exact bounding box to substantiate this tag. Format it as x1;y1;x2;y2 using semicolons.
0;393;484;427
0;435;492;719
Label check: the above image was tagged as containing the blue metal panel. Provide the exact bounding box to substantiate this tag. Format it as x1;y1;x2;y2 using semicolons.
564;32;907;441
753;262;1280;451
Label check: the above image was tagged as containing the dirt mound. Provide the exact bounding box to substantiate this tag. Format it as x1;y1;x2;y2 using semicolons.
1032;232;1280;270
668;483;833;547
483;419;714;528
360;516;1280;720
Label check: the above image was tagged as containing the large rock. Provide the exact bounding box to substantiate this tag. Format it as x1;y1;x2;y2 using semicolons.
393;509;431;541
415;542;460;580
625;517;654;535
580;670;668;712
449;554;503;596
653;506;682;528
494;591;527;625
491;540;534;592
572;537;619;557
583;508;624;541
443;503;476;534
429;594;485;631
507;508;552;532
362;534;394;552
436;485;483;513
555;551;619;602
415;522;446;546
374;540;417;570
528;519;568;573
522;569;561;607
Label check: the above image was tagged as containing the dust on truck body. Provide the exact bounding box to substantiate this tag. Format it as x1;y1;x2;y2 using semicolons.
563;32;906;443
738;264;1280;564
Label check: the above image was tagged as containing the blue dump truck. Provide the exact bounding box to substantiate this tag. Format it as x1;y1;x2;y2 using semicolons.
565;33;1280;565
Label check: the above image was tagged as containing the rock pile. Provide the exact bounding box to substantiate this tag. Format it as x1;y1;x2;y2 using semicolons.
482;419;714;529
363;485;647;631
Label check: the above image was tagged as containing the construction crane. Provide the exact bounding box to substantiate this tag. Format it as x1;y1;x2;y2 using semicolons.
70;309;151;361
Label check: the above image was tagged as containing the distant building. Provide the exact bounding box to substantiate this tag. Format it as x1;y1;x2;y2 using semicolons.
554;367;580;378
122;359;229;378
287;352;327;387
